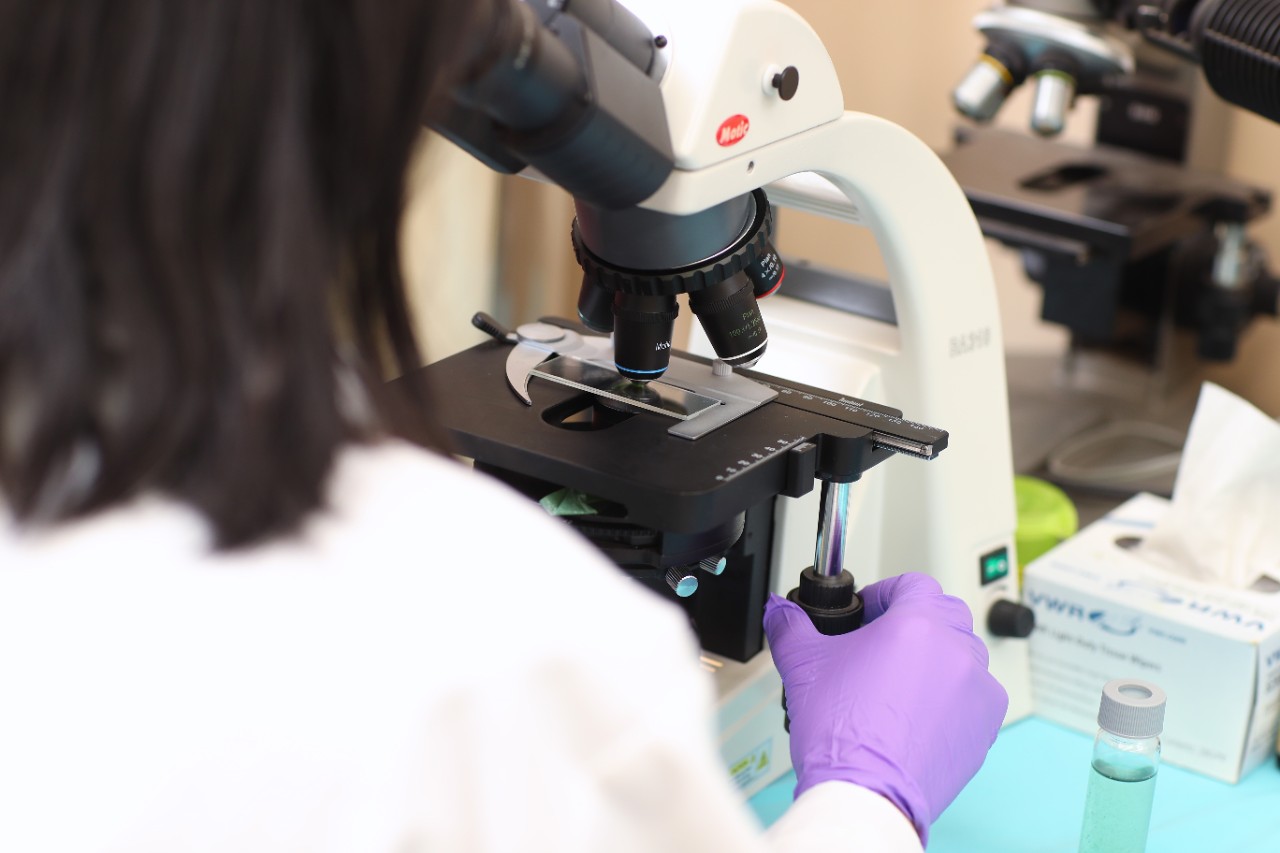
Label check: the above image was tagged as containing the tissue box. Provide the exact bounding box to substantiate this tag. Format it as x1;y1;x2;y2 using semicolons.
1025;493;1280;783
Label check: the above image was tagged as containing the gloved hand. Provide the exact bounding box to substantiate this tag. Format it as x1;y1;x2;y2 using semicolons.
764;572;1008;843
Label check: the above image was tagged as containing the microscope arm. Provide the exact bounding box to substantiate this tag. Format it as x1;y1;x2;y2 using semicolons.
653;109;1027;710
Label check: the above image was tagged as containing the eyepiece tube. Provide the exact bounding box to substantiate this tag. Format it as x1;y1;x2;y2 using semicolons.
456;0;587;131
439;0;674;209
555;0;657;73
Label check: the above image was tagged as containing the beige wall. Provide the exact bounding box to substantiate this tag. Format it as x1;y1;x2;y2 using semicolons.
401;136;502;364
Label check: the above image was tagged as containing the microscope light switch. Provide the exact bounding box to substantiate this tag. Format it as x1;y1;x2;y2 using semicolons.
979;546;1011;586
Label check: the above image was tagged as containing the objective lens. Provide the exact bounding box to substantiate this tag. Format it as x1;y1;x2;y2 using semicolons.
746;241;785;298
613;292;678;381
688;272;768;368
577;277;615;333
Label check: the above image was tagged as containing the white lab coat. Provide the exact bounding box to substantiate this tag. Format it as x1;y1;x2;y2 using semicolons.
0;442;921;853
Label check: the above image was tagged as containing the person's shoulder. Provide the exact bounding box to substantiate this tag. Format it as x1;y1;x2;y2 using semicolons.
324;440;693;647
327;440;604;555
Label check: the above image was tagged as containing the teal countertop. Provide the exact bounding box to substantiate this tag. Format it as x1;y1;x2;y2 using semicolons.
748;717;1280;851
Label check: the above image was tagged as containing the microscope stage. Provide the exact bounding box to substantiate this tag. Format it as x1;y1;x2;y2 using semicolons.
406;331;946;538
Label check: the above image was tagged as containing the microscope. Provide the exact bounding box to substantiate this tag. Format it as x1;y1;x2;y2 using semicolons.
945;1;1280;488
417;0;1033;795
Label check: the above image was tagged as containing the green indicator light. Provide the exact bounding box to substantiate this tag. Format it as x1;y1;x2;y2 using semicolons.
980;547;1010;585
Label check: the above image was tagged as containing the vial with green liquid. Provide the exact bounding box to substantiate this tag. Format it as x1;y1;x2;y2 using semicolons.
1078;679;1167;853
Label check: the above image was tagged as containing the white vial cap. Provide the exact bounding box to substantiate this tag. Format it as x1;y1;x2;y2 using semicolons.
1098;679;1167;738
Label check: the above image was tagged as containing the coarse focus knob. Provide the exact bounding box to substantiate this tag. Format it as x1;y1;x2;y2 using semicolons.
1030;69;1075;136
1212;222;1249;290
988;599;1036;638
787;567;864;636
666;567;699;598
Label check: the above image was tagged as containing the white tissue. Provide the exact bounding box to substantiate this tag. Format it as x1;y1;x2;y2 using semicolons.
1141;383;1280;589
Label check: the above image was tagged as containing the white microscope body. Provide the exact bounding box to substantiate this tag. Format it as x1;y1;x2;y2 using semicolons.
622;0;1033;795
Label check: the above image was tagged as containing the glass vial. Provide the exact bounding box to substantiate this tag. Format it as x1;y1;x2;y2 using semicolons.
1078;679;1167;853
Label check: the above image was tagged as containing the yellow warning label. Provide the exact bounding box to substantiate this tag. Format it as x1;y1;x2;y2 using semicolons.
730;739;773;790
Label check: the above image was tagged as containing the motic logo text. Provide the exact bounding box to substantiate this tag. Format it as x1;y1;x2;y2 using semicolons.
717;114;750;147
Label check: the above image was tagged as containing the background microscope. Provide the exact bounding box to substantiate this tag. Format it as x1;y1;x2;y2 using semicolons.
945;0;1280;495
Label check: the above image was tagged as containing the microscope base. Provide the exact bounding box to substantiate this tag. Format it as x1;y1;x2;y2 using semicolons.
711;649;791;799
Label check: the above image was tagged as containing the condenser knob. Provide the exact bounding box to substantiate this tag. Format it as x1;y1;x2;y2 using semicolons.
665;567;699;598
699;556;727;576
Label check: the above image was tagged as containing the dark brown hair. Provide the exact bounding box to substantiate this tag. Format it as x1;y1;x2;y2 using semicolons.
0;1;476;546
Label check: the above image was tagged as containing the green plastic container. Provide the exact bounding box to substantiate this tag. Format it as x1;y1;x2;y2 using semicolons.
1014;475;1078;576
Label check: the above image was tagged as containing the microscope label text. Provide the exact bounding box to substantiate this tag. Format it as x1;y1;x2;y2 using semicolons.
949;327;991;358
716;114;750;147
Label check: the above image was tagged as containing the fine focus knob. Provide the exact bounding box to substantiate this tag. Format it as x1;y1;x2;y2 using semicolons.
666;567;699;598
988;599;1036;638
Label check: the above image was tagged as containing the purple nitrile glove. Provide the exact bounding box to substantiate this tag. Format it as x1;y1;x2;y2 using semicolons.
764;572;1008;844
